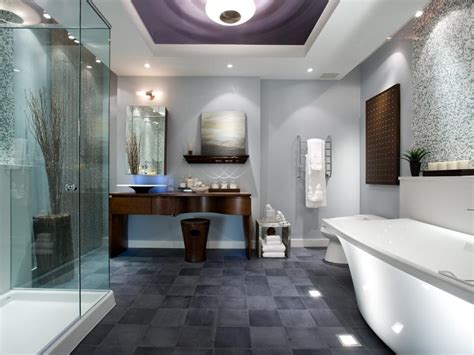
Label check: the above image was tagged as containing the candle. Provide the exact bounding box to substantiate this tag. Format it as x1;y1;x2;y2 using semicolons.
427;162;438;171
437;162;447;170
446;161;457;170
457;160;470;169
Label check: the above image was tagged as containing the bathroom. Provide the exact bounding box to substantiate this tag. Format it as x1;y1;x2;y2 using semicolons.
0;0;472;354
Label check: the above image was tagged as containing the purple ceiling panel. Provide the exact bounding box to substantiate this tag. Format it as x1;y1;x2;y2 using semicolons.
131;0;329;45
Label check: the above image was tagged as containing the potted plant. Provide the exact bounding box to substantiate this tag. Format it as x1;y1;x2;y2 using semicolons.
401;147;430;176
26;89;73;284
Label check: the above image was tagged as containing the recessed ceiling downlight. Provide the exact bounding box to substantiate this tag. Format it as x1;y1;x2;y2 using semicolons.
206;0;256;26
415;10;423;18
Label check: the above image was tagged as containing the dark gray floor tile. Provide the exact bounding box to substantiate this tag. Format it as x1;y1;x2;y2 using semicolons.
174;276;201;286
250;327;289;348
94;344;136;355
72;344;97;354
301;297;330;309
174;348;213;355
223;268;243;276
119;308;157;325
190;296;220;308
274;297;306;310
132;294;166;309
199;276;223;285
140;327;180;347
214;349;251;355
102;305;129;323
134;347;174;354
285;327;328;349
101;324;148;348
196;285;221;295
265;269;287;276
160;296;192;308
81;324;114;345
151;309;188;327
267;277;293;287
247;296;277;310
220;286;246;297
249;310;282;327
180;268;202;276
217;309;249;326
145;284;173;295
215;327;251;348
201;268;224;277
222;276;245;286
251;349;292;355
278;310;316;328
219;296;248;309
246;285;272;296
167;284;197;296
309;309;342;327
330;350;370;355
177;327;215;348
352;327;387;349
245;276;268;285
270;285;299;297
153;275;177;284
185;309;218;326
292;350;332;355
204;262;224;269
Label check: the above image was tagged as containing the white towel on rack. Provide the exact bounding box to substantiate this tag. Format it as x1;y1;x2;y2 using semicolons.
307;139;323;170
305;139;327;208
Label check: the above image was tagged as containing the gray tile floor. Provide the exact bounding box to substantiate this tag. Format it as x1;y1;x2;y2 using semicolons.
73;248;394;355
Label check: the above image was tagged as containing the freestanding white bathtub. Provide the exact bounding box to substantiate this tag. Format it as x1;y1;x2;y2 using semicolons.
324;218;474;355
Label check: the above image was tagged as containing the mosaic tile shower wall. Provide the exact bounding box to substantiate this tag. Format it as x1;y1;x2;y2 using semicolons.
0;17;15;165
413;0;473;163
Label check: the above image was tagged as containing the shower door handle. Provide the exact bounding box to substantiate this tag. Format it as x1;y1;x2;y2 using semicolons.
65;184;78;192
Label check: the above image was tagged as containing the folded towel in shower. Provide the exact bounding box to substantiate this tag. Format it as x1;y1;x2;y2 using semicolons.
263;252;286;258
307;139;323;171
262;243;286;253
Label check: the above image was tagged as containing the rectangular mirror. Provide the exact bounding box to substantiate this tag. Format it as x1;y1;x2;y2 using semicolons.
126;106;167;175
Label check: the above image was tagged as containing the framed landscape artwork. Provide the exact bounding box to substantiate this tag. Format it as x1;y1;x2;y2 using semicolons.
201;111;246;156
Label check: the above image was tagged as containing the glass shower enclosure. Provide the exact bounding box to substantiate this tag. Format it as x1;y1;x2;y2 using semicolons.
0;1;113;353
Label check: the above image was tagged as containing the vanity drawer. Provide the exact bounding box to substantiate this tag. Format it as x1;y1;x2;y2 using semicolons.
110;197;152;214
151;197;177;215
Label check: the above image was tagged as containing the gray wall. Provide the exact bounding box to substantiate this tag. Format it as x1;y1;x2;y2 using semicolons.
413;0;473;163
359;36;413;218
114;76;261;247
260;70;361;242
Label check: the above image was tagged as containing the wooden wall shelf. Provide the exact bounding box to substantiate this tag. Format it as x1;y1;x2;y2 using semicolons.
184;155;249;164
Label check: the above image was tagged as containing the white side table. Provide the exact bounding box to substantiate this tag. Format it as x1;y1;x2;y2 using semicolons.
255;219;291;258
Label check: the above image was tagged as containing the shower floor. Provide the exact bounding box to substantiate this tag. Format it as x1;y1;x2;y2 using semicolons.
0;289;108;354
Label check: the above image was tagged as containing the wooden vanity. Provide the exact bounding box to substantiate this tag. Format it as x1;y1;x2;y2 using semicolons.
109;192;252;258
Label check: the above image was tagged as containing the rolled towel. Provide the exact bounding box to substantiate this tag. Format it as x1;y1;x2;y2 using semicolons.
266;235;281;242
262;243;286;253
263;252;285;258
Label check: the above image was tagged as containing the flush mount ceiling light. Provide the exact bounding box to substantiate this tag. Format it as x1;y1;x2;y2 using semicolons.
307;68;314;73
227;63;233;68
415;10;423;18
42;11;51;20
206;0;256;26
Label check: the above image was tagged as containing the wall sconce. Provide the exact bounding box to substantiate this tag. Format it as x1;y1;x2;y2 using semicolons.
136;90;161;101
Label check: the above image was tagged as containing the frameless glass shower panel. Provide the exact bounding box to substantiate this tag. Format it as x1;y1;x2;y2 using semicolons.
79;0;111;315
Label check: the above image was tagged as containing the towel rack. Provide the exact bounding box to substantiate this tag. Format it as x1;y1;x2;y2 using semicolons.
296;135;332;180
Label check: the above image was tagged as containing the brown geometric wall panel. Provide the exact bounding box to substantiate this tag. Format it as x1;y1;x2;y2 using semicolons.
366;84;400;185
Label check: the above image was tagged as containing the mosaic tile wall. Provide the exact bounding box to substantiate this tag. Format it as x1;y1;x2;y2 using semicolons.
0;21;15;165
413;0;473;164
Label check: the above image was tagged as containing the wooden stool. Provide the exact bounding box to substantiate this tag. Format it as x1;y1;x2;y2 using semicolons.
181;218;210;263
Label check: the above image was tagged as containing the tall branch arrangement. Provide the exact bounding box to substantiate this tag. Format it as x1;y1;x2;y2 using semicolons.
126;132;141;175
26;89;63;215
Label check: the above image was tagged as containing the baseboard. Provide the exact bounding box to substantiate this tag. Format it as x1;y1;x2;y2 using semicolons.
129;239;327;249
291;238;329;248
129;240;255;249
